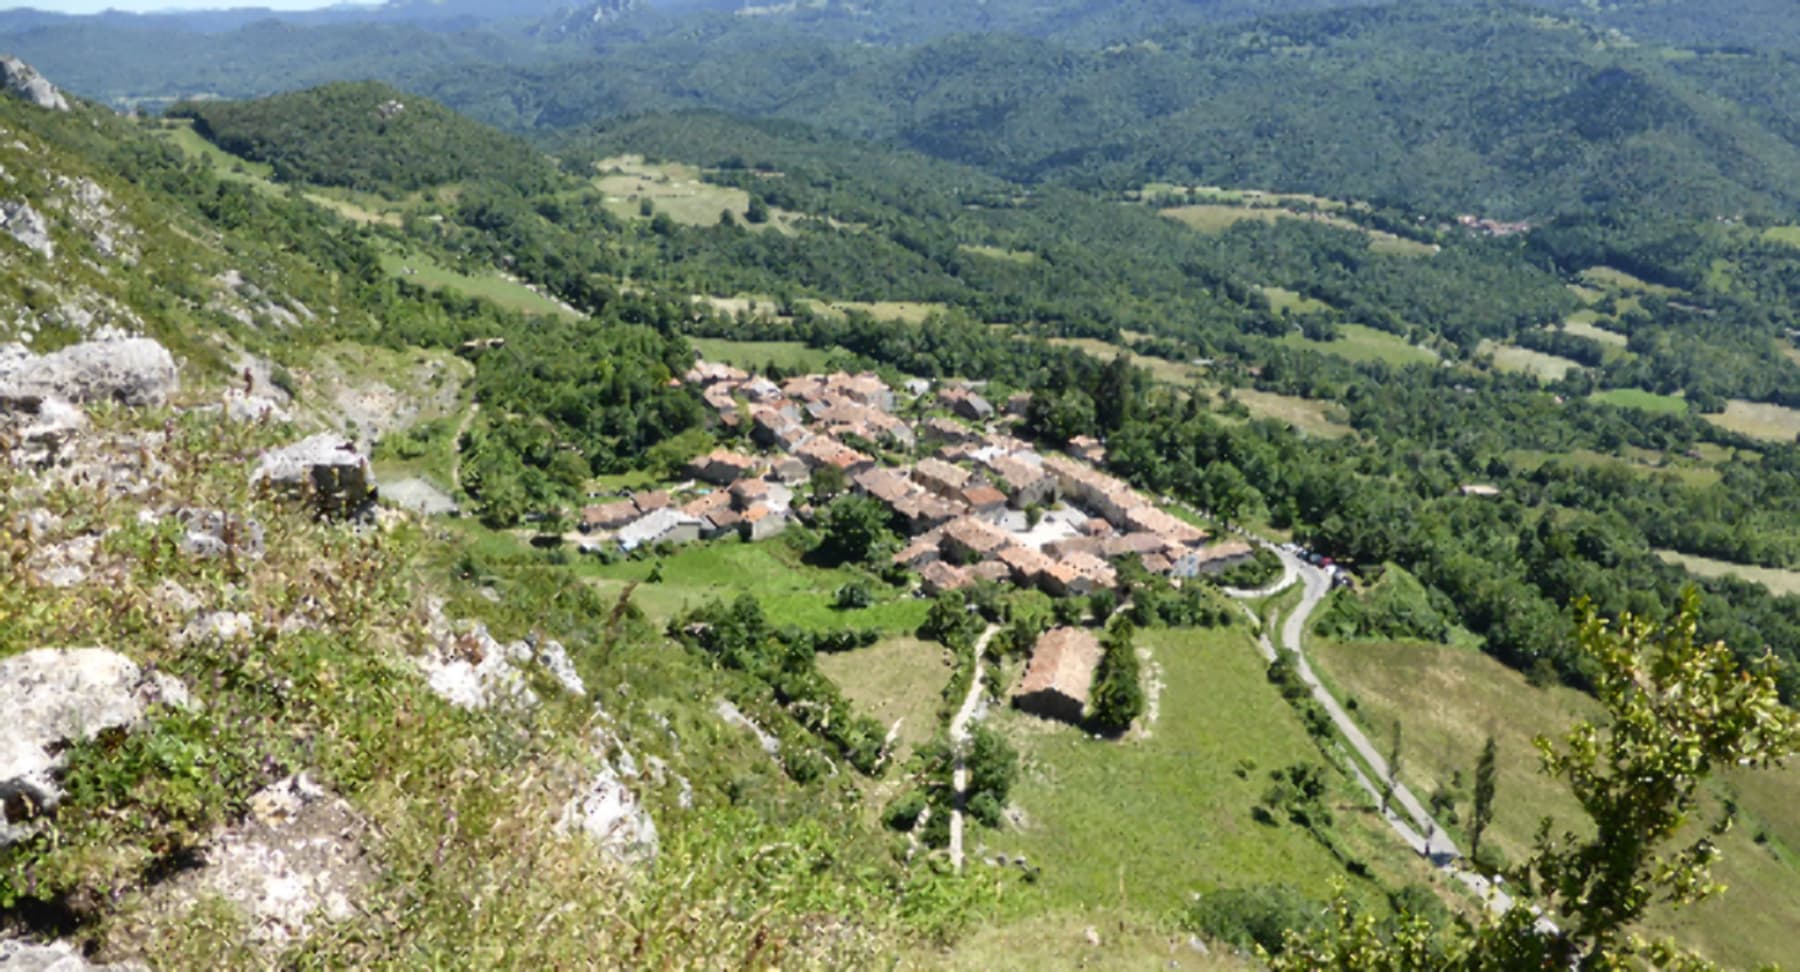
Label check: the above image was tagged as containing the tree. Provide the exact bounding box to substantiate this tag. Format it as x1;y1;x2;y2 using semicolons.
745;195;770;224
815;495;893;565
1087;618;1145;736
1272;593;1800;970
1469;735;1498;868
809;462;847;502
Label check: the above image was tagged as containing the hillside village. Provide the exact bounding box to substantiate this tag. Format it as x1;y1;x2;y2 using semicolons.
576;360;1255;602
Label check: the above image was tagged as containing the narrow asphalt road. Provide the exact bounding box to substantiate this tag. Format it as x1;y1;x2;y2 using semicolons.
1242;548;1526;918
948;624;1000;873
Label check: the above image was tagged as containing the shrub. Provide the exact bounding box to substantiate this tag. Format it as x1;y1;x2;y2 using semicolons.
883;790;927;832
1184;884;1324;956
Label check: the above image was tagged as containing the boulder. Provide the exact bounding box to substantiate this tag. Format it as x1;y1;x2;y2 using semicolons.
0;338;178;407
174;508;265;561
0;200;53;258
0;57;69;111
0;938;143;971
147;773;372;948
0;648;189;845
250;435;375;519
415;601;585;710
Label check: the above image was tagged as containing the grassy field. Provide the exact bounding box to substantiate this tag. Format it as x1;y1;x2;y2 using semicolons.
807;299;953;324
1503;448;1722;489
154;120;406;227
378;245;578;319
595;155;813;233
1158;204;1434;257
1477;340;1582;381
1657;550;1800;597
1283;324;1438;367
1702;399;1800;442
818;636;954;763
1761;225;1800;249
582;539;932;633
689;338;838;372
1049;337;1205;386
1229;388;1351;438
916;909;1259;971
983;627;1404;921
1590;387;1688;414
1561;318;1631;350
1308;638;1800;969
1260;285;1333;315
1578;266;1682;297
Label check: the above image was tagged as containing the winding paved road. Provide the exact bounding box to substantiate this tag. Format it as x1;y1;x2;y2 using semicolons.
1239;547;1528;918
947;624;1000;873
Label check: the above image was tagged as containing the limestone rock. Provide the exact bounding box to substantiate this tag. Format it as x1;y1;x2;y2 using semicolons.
0;57;70;112
178;611;255;646
557;745;658;866
415;601;585;709
0;199;53;258
0;648;189;845
175;508;265;561
151;774;372;947
221;389;290;424
0;338;178;407
0;938;143;971
251;435;375;519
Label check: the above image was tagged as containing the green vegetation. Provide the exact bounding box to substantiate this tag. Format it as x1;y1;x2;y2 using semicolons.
1282;323;1437;367
1590;387;1689;413
171;81;558;195
1703;399;1800;441
688;338;837;373
1657;551;1800;598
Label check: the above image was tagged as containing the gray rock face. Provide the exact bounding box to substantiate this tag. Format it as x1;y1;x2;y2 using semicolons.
1;394;86;466
251;435;375;518
0;938;143;971
175;508;265;561
0;57;69;111
414;600;585;710
1;199;54;258
0;648;190;845
148;773;372;948
0;338;178;407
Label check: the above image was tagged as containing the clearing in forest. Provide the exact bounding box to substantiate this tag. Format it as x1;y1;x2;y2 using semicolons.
818;636;954;764
1703;399;1800;442
1477;340;1582;381
594;154;809;232
1590;387;1687;413
1657;550;1800;597
688;338;837;373
1283;324;1438;367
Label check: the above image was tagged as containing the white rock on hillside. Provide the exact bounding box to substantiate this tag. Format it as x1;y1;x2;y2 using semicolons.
557;734;658;866
0;338;178;407
0;938;144;971
0;199;53;258
1;56;70;112
251;435;376;519
0;648;190;846
148;773;372;948
415;600;585;709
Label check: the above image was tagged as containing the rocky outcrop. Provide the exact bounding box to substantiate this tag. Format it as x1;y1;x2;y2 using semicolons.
145;774;372;948
0;938;143;971
174;508;265;561
415;600;586;710
1;57;70;112
0;338;178;407
251;435;375;519
557;753;659;866
0;648;190;846
1;199;53;258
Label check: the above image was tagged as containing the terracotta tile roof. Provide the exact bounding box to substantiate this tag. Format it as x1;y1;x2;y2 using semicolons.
1014;627;1103;706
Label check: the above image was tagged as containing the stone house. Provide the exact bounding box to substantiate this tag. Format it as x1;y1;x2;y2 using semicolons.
1012;627;1103;724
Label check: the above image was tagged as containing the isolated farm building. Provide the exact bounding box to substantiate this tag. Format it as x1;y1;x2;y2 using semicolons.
688;448;760;486
1013;627;1103;724
1458;484;1502;498
618;509;705;551
581;500;639;533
